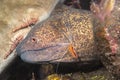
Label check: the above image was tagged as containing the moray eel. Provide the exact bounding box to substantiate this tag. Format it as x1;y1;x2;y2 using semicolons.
16;4;99;63
16;4;120;64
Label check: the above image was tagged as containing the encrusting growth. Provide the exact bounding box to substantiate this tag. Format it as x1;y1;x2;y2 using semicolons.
90;0;115;22
91;0;118;54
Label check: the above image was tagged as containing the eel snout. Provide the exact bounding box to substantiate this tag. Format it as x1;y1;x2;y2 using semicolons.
16;35;71;63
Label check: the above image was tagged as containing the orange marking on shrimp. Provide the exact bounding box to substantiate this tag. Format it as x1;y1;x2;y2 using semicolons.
68;44;78;58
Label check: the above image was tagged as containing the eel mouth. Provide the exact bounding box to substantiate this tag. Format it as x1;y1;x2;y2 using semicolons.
20;50;64;64
16;42;80;64
17;50;80;64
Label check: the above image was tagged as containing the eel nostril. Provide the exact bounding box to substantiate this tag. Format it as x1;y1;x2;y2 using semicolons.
31;38;36;42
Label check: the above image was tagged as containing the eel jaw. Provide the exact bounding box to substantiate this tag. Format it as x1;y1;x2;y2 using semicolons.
16;42;78;64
